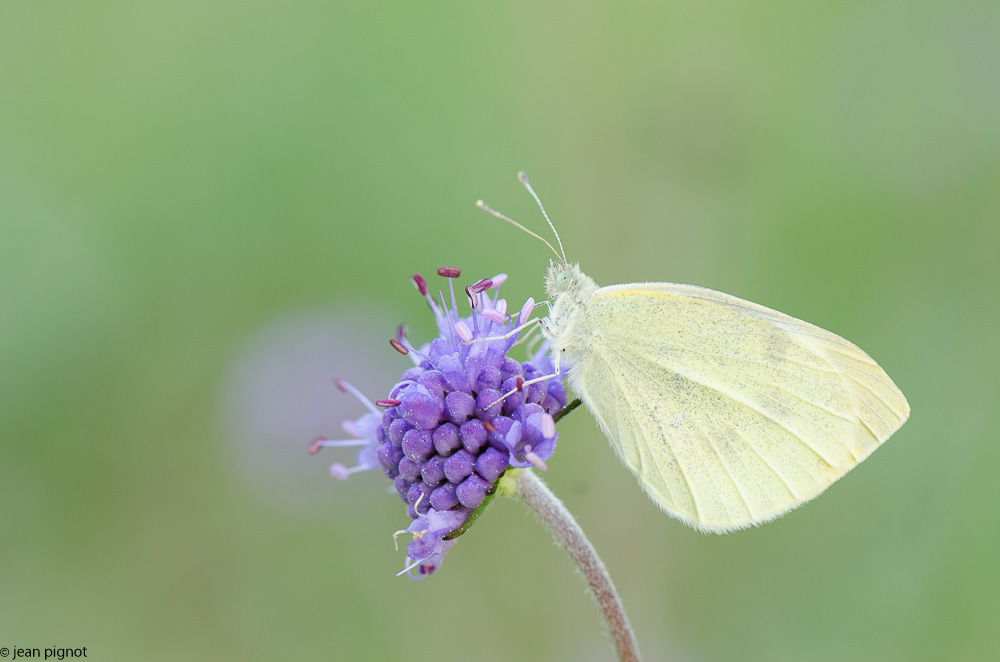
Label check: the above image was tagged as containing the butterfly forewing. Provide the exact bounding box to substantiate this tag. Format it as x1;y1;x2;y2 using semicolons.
564;282;909;532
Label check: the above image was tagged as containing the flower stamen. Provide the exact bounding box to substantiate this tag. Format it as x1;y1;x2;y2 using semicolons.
330;462;370;480
334;378;380;415
445;273;459;321
394;326;427;363
414;274;445;321
541;413;556;439
481;309;506;325
518;297;536;326
523;446;548;471
396;556;422;578
309;436;370;454
454;320;473;343
412;274;428;295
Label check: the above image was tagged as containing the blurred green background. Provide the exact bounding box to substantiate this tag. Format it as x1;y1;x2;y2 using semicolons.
2;1;998;661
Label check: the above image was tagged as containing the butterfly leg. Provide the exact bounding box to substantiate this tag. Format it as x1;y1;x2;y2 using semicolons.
484;364;562;410
461;316;541;346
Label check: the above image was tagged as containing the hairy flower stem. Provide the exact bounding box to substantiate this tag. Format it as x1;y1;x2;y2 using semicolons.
516;469;642;662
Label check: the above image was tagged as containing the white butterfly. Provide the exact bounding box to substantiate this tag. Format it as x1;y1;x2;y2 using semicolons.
482;173;910;532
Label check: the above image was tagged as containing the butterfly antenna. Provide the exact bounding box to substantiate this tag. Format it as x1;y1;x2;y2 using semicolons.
475;199;562;261
517;171;567;264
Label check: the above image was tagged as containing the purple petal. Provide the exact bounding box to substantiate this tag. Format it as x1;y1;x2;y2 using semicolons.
476;389;503;420
429;484;459;511
402;428;434;462
456;474;492;508
432;423;462;455
417;370;449;399
443;449;475;483
397;457;421;482
377;442;403;472
399;386;444;429
499;376;525;415
388;418;410;445
420;455;446;486
475;447;509;482
476;366;502;391
444;391;475;424
459;419;487;454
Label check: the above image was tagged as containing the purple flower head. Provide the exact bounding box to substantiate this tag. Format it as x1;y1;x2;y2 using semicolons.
313;267;566;578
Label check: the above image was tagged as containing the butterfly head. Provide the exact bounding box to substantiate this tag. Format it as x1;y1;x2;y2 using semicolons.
545;261;574;297
544;261;596;302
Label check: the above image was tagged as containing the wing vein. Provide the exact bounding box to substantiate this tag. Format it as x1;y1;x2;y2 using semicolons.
607;335;856;415
593;341;706;520
596;340;755;523
621;343;840;467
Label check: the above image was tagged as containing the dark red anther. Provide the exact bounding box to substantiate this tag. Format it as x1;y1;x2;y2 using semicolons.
376;398;402;408
309;436;326;455
516;375;524;391
465;285;476;308
389;339;409;355
483;420;496;433
412;274;428;295
471;278;492;294
437;266;461;278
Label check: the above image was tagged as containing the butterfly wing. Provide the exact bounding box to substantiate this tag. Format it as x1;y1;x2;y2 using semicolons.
568;282;909;532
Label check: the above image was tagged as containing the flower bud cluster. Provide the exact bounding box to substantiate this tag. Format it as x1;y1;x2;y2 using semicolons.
313;267;565;577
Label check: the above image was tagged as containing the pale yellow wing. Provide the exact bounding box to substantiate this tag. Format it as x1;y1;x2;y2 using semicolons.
569;282;909;532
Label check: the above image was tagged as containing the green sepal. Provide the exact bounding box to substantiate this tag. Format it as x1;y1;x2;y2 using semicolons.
442;472;504;541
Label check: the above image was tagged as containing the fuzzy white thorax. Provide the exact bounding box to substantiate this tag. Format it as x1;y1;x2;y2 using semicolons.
541;262;598;376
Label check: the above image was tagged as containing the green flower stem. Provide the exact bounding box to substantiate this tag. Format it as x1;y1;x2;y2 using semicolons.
553;397;582;423
516;469;642;662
